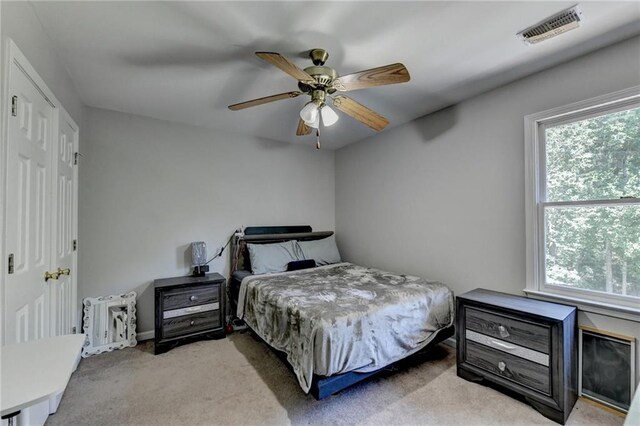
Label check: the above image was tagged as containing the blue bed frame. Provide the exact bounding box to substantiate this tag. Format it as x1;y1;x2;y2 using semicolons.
230;225;456;399
257;323;455;399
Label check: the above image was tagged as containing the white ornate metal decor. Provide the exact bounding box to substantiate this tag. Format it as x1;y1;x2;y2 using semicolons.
82;291;137;357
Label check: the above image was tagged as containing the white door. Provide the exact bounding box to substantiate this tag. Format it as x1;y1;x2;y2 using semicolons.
5;60;55;344
50;112;78;336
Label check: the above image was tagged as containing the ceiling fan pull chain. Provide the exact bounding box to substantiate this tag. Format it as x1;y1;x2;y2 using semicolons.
316;128;320;150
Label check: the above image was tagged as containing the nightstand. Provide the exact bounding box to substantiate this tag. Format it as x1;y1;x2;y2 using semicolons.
456;289;577;424
154;273;226;355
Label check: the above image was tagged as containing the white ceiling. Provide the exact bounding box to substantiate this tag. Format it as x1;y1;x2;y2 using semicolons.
31;1;640;149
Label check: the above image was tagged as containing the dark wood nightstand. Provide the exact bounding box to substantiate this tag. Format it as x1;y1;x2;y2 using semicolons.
456;289;577;424
154;273;226;355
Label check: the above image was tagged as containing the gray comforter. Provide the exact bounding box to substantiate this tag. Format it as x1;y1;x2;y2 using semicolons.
237;263;454;393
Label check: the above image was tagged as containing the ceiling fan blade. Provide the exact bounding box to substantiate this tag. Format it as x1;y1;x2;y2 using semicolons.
333;63;410;92
296;119;312;136
332;96;389;131
255;52;316;83
228;91;301;111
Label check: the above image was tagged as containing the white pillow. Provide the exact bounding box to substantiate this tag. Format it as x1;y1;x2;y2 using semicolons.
247;240;299;275
296;235;341;266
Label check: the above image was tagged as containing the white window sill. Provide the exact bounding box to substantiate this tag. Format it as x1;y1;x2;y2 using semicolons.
523;290;640;323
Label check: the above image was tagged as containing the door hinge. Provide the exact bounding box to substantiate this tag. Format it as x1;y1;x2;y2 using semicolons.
11;96;18;117
72;326;77;333
8;253;14;274
74;152;79;165
73;240;77;251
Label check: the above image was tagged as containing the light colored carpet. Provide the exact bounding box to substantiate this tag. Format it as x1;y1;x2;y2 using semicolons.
47;332;623;426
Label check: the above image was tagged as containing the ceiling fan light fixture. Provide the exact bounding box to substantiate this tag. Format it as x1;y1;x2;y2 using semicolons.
305;115;320;129
228;49;410;147
320;105;339;127
300;101;319;123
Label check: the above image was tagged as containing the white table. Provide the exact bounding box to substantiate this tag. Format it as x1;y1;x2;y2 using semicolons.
1;334;85;425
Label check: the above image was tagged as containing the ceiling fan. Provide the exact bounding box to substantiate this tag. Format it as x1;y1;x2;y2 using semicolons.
228;49;410;148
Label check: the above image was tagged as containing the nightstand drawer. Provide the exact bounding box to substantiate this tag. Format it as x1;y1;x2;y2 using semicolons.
162;312;220;339
466;330;549;366
164;302;220;319
466;307;549;354
163;285;218;311
466;340;550;394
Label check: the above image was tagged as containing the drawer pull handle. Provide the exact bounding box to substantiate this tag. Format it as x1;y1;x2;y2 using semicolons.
498;361;506;372
190;295;199;301
489;339;517;351
190;320;195;326
498;325;510;338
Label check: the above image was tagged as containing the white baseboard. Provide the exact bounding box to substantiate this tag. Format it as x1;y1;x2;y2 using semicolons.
137;330;154;341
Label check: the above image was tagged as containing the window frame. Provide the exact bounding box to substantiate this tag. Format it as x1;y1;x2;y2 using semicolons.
524;86;640;312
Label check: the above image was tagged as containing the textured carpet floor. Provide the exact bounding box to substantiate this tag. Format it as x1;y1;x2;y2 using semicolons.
47;332;623;425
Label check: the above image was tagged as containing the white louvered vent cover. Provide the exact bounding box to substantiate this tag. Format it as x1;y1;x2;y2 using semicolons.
518;5;583;45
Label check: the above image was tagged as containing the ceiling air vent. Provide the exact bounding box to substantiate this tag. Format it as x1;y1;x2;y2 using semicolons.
518;5;583;45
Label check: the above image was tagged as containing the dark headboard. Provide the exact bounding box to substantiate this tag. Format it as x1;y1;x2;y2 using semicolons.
231;226;334;273
245;226;312;235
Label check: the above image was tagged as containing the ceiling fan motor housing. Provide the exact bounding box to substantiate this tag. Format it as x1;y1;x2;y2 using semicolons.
296;48;337;93
305;66;337;85
299;65;338;94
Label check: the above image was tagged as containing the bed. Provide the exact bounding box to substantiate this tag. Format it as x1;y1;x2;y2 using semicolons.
230;226;455;399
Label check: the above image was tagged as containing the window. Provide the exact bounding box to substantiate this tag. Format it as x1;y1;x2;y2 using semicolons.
525;87;640;311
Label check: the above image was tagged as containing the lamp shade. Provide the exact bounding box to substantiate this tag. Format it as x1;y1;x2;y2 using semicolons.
320;105;339;127
300;102;319;123
305;115;320;129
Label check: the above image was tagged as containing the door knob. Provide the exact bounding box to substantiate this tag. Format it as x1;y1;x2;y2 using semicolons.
44;271;60;282
57;267;71;276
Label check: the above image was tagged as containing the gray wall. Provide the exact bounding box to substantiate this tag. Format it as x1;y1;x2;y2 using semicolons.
79;107;335;334
1;1;84;125
336;35;640;295
335;35;640;382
